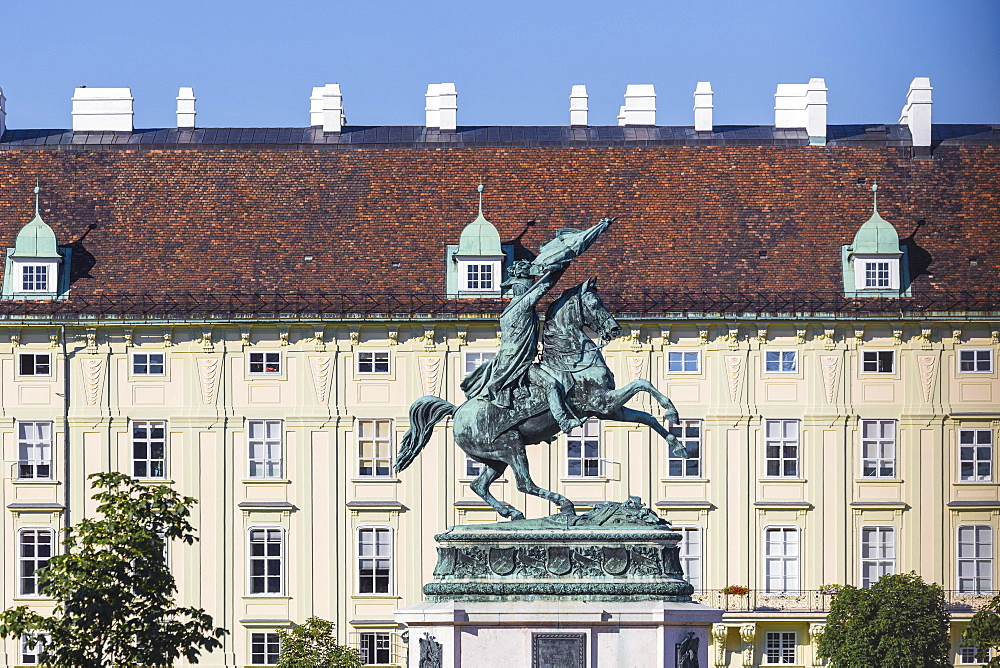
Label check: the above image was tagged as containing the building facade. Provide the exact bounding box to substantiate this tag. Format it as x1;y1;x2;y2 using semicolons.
0;82;998;667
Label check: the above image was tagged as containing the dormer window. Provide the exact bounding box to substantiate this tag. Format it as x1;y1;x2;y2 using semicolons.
447;185;510;298
841;183;910;298
20;264;52;292
459;258;501;292
3;186;71;301
854;256;901;291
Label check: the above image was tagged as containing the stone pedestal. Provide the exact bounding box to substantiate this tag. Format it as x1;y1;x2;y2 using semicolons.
396;499;722;667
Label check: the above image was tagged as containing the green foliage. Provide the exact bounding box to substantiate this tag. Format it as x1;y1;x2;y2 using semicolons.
963;592;1000;666
276;616;361;667
817;572;951;667
0;472;228;667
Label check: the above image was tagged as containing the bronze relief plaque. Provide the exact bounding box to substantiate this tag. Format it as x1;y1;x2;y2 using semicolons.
532;633;586;668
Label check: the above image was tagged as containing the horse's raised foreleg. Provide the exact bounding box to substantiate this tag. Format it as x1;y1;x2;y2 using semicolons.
469;460;524;521
500;433;576;516
601;406;687;457
591;379;679;423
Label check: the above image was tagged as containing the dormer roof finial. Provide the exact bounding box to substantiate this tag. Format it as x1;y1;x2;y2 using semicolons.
34;180;40;217
871;181;878;214
477;183;484;217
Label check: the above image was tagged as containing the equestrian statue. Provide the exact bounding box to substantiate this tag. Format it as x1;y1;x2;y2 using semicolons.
397;217;688;520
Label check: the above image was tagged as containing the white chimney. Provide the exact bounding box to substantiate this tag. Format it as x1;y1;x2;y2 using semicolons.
617;105;626;127
774;78;827;145
693;81;713;132
425;84;441;128
72;87;134;132
176;87;196;129
438;83;457;131
622;84;656;126
899;77;932;150
569;85;588;126
321;84;344;133
0;87;6;137
310;86;324;126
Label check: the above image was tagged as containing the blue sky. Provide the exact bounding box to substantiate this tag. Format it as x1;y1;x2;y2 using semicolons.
3;0;997;129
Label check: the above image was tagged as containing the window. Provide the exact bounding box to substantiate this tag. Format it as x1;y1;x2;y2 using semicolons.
860;419;896;478
668;420;701;477
20;265;49;292
19;529;53;596
957;525;993;594
250;632;280;665
667;350;700;373
465;263;494;290
959;429;993;482
864;261;891;288
132;421;166;479
21;634;49;665
132;352;165;375
464;350;497;374
248;351;281;374
18;421;52;479
676;525;702;592
357;351;390;374
248;420;282;479
359;632;391;665
18;353;50;376
764;419;799;477
960;349;993;373
764;527;800;594
567;419;601;477
861;526;896;588
358;527;392;594
765;350;797;373
358;419;392;477
862;350;894;373
959;645;990;664
248;528;283;595
764;631;796;664
465;455;484;477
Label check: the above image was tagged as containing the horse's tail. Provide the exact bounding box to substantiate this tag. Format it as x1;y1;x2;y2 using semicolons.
396;396;457;473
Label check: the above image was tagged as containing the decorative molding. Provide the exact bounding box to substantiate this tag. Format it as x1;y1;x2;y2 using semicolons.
200;327;213;352
9;328;21;347
711;624;729;667
724;355;743;403
892;326;903;345
739;623;756;667
918;326;932;346
659;324;671;347
625;326;642;351
278;325;289;346
422;328;436;351
819;324;836;348
698;325;709;345
796;324;806;345
495;327;502;346
349;326;360;346
809;624;825;666
388;328;400;346
726;324;739;350
626;356;645;382
917;355;937;403
85;328;97;354
196;358;220;405
419;356;442;396
853;325;864;344
240;326;251;347
952;325;963;343
162;327;173;347
313;329;326;351
819;355;840;404
49;329;60;348
993;328;1000;346
309;356;332;404
80;358;105;406
755;324;767;344
123;327;133;347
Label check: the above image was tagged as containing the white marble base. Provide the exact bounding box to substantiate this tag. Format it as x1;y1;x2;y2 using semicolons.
396;599;722;667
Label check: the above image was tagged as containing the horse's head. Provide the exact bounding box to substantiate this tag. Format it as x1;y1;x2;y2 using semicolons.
579;278;621;343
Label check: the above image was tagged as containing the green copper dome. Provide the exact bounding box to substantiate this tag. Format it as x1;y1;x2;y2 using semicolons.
454;185;503;257
12;188;61;258
849;183;901;256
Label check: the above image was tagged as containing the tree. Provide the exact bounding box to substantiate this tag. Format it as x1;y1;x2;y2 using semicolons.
0;472;228;667
276;616;361;667
963;592;1000;666
817;572;951;667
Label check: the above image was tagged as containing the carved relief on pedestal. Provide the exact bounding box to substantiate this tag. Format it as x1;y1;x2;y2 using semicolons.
626;356;645;382
196;358;220;405
819;324;836;348
349;327;360;346
809;623;826;666
623;326;642;351
309;356;332;404
388;328;399;346
952;325;963;343
419;357;442;397
200;327;213;352
698;326;709;345
313;329;326;351
422;328;436;351
726;324;739;350
724;355;744;403
123;328;133;347
892;326;903;345
85;328;97;354
711;624;729;667
49;329;60;348
278;325;289;346
917;355;937;403
80;358;105;406
755;324;768;344
739;624;756;667
819;355;841;404
162;327;173;347
796;324;806;345
854;325;865;345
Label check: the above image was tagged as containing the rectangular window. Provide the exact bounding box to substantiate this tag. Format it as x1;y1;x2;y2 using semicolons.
18;353;51;376
959;349;993;373
359;632;391;665
357;351;390;374
132;421;166;479
861;526;896;588
764;419;799;478
567;419;601;477
464;350;497;374
21;265;49;292
765;350;797;373
21;634;49;665
959;429;993;482
677;525;702;592
864;261;891;288
667;350;700;373
764;631;796;664
465;264;494;290
861;419;896;478
248;528;283;595
132;352;165;375
358;419;392;477
250;632;280;665
248;420;283;479
19;529;53;596
465;454;484;477
764;527;800;594
959;646;989;664
957;525;993;594
248;351;281;374
668;420;702;477
18;421;52;480
862;350;895;373
358;527;392;594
